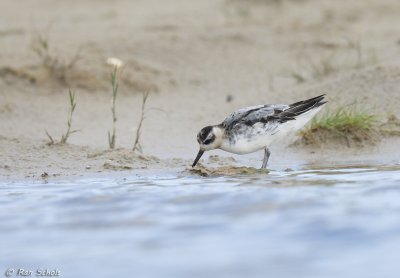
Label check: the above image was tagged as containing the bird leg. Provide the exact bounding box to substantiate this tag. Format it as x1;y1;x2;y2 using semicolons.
261;148;270;169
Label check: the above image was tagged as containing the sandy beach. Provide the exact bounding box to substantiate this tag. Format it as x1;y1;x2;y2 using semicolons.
1;0;400;179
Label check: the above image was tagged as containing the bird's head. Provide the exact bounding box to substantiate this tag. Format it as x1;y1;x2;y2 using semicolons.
192;125;223;167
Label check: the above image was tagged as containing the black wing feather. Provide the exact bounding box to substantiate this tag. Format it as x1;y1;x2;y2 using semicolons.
275;94;326;123
221;94;326;129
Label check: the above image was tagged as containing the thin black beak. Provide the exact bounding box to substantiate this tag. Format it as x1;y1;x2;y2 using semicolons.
192;149;204;168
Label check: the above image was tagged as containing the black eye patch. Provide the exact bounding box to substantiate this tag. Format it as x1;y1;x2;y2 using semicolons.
199;126;213;141
203;134;215;145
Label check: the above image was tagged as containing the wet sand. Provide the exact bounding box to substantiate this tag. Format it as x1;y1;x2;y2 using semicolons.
1;0;400;179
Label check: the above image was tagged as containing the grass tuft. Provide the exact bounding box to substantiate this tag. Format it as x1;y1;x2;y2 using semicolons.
311;109;377;130
60;89;78;144
31;32;82;85
45;89;78;145
298;108;380;147
132;91;150;153
108;66;119;149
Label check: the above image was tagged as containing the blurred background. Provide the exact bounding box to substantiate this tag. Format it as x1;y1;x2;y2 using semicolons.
1;0;400;159
2;1;400;278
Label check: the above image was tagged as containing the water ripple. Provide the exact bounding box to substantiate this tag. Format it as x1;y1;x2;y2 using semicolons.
1;165;400;278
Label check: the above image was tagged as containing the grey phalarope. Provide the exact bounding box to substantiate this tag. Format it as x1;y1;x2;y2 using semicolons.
192;94;326;168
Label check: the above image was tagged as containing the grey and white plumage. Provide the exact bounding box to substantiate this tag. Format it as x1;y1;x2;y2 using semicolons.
192;94;327;168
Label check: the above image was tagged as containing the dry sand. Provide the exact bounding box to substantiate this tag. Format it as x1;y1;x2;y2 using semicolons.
1;0;400;179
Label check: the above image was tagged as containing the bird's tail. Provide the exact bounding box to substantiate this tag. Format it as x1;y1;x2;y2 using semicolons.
273;95;326;137
281;94;326;119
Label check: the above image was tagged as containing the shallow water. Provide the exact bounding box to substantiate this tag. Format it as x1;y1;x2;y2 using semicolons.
1;165;400;278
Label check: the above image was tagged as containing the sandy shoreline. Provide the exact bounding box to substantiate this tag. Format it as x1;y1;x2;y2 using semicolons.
1;0;400;180
2;134;400;181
